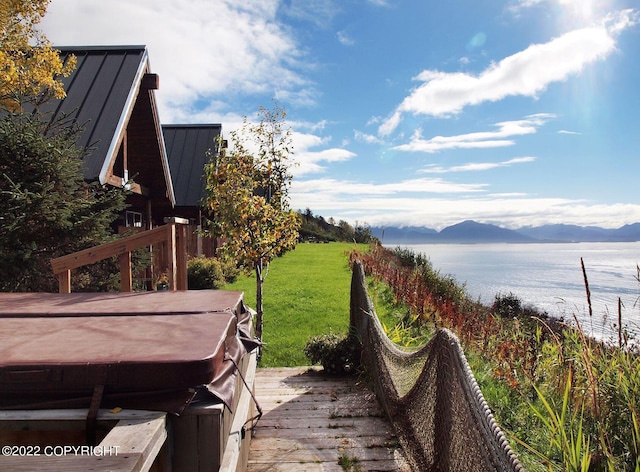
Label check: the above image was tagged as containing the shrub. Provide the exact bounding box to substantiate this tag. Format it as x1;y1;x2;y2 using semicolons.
218;256;240;284
304;331;360;374
187;257;226;289
492;292;523;318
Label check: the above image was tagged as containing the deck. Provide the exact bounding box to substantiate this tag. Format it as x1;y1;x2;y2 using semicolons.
248;367;410;472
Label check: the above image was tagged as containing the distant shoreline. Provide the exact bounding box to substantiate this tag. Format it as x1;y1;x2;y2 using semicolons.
372;219;640;245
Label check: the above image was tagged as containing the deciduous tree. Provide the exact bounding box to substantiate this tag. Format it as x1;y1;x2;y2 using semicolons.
0;0;75;111
204;105;300;345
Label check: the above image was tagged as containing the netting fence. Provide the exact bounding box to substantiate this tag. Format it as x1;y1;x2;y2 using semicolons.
350;260;525;471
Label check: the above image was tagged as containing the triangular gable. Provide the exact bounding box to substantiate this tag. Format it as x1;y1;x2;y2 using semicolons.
42;46;175;208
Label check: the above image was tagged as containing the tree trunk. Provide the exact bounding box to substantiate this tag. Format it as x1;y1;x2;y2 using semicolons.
255;258;264;359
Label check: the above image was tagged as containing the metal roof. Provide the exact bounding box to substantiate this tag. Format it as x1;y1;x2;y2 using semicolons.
40;46;149;182
163;124;222;207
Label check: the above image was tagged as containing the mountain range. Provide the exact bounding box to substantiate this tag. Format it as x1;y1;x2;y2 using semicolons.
371;220;640;244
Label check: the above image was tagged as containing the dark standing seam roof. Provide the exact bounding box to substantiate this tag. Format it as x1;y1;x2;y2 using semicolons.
163;125;222;207
40;46;148;181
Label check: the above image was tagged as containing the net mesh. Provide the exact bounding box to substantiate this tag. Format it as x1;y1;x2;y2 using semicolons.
350;260;525;471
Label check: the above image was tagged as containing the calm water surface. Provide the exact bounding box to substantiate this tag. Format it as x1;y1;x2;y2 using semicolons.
391;242;640;340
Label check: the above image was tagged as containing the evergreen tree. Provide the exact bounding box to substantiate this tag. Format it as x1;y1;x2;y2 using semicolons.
0;113;126;291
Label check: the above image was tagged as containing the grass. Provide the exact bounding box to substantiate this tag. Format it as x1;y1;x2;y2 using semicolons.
223;242;362;367
338;453;362;471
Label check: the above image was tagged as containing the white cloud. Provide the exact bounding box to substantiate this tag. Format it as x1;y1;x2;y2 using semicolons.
337;31;355;46
422;157;536;173
291;132;356;176
394;114;553;152
290;178;640;230
379;21;624;134
41;0;311;122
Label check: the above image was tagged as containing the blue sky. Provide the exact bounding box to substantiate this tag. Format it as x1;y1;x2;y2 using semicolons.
41;0;640;230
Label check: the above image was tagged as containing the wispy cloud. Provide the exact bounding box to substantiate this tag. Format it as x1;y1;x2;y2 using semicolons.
292;177;487;202
281;0;339;28
510;0;638;27
354;130;384;144
337;31;355;46
379;15;633;135
393;114;553;153
558;129;581;135
41;0;312;122
366;0;393;6
422;157;536;173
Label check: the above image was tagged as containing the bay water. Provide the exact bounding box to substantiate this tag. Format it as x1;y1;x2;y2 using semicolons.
389;242;640;341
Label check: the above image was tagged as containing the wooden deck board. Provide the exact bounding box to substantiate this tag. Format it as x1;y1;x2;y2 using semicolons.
248;367;409;472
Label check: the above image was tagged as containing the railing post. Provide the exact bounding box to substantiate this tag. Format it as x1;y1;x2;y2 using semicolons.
58;270;71;294
176;223;188;290
166;224;177;291
162;218;189;291
119;251;133;292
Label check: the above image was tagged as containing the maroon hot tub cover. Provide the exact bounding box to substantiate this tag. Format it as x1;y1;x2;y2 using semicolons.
0;290;253;414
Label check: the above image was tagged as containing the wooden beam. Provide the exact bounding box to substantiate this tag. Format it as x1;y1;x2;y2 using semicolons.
104;171;148;196
122;131;128;184
141;73;159;90
100;413;167;472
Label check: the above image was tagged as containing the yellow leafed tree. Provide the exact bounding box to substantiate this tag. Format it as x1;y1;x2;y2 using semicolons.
204;105;300;348
0;0;75;111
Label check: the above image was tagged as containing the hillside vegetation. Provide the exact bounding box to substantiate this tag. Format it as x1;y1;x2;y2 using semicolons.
297;208;375;243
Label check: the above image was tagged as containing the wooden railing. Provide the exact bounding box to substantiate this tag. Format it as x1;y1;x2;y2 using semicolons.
51;220;188;293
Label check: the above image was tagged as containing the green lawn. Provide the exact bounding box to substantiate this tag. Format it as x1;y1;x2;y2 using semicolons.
223;242;361;367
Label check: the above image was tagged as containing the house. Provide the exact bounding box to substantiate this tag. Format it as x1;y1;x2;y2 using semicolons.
40;45;175;231
163;124;224;256
38;45;225;259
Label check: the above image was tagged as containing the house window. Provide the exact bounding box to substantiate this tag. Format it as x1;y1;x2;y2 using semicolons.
126;211;143;228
